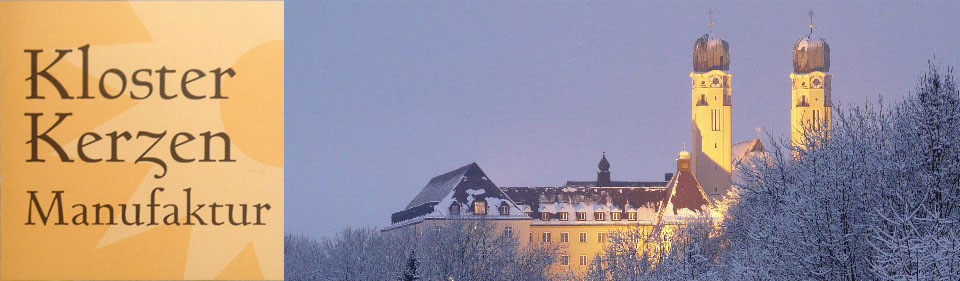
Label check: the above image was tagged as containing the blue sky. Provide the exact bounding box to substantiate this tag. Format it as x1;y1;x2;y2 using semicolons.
286;1;960;238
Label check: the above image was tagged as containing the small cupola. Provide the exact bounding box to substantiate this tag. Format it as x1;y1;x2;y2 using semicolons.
692;10;730;73
597;152;611;185
677;150;691;171
598;153;610;171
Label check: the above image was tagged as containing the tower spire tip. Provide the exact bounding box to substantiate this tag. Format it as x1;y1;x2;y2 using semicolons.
708;9;715;32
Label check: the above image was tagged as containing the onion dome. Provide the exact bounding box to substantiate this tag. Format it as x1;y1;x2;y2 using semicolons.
598;153;610;171
793;34;830;73
693;32;730;72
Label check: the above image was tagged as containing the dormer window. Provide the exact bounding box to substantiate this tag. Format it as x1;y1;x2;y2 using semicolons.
594;212;605;221
498;202;510;215
611;212;621;221
628;212;637;221
576;212;587;221
540;212;551;221
474;200;487;215
558;212;569;221
449;202;460;216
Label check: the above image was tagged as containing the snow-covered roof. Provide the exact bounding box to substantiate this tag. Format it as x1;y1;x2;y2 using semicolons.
732;138;766;168
502;185;670;224
563;181;666;188
657;169;713;223
538;204;557;213
609;204;623;212
391;163;529;226
405;163;474;209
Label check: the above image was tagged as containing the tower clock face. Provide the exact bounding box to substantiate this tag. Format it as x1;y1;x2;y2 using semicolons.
709;75;722;87
811;76;824;89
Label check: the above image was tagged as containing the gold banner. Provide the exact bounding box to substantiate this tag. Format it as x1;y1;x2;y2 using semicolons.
0;1;284;279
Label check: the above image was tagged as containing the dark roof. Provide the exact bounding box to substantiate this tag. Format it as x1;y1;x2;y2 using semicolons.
405;163;476;209
563;181;667;188
391;202;438;224
502;186;669;216
393;162;522;225
666;170;711;214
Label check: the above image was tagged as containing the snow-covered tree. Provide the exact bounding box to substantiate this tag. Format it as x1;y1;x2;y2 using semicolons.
399;251;420;281
724;61;960;280
285;234;325;280
868;62;960;280
584;218;724;281
285;220;558;281
583;61;960;281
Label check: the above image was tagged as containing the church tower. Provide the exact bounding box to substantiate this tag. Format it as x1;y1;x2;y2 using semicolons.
690;11;732;198
791;11;832;148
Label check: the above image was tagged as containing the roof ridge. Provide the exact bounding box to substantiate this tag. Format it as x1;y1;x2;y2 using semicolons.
426;162;475;183
733;138;759;146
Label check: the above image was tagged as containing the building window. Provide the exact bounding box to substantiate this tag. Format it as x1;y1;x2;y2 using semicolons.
598;232;607;243
540;212;551;221
499;202;510;215
594;212;605;221
560;255;570;266
558;212;569;221
579;232;587;243
576;212;587;221
628;212;637;221
797;95;809;107
529;232;533;243
503;226;513;238
560;232;569;243
813;109;821;130
579;255;588;266
542;232;551;243
711;109;722;131
611;212;621;221
474;200;486;215
449;203;460;216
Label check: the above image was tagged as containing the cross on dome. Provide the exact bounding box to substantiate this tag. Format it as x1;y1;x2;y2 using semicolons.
708;9;715;32
808;10;815;34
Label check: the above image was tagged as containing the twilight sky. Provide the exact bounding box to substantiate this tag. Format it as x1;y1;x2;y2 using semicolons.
286;1;960;238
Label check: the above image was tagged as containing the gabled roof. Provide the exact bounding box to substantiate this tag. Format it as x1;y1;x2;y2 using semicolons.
661;170;711;216
391;163;527;226
732;138;766;168
405;163;477;209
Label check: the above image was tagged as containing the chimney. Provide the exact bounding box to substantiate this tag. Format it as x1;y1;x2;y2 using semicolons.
664;173;674;181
